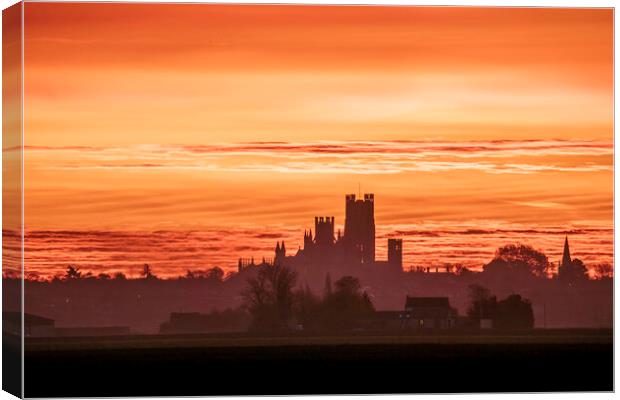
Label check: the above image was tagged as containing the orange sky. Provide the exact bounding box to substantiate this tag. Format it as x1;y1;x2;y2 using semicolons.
17;4;613;276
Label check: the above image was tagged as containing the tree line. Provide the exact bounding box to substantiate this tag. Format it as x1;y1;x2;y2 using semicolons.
242;263;374;333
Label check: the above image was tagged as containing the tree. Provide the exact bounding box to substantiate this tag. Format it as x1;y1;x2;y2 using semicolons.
141;264;155;279
467;285;534;329
571;258;589;280
65;265;82;280
484;244;550;278
113;272;127;280
558;258;589;282
293;285;322;331
456;265;471;276
206;266;225;282
466;284;496;322
26;272;41;282
495;294;534;329
593;263;613;280
242;263;297;332
334;275;361;295
321;276;375;331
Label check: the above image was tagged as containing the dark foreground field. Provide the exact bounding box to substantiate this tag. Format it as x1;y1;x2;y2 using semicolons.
25;331;613;397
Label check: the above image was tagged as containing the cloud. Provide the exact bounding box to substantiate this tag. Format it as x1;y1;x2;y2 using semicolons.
25;139;613;175
21;221;613;278
509;201;573;209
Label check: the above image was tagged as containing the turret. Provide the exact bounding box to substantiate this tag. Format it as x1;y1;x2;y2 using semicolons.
304;229;314;250
314;216;335;246
388;238;403;270
275;240;286;264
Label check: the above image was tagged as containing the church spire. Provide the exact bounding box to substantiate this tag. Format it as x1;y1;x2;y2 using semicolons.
561;235;571;267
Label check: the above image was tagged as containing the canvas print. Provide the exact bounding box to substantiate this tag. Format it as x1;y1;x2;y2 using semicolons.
2;2;613;397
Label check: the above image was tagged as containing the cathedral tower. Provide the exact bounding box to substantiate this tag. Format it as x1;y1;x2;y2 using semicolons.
314;216;335;246
343;193;375;265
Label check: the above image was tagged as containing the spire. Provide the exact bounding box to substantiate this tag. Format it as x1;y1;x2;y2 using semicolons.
561;235;571;267
276;241;281;252
281;241;286;253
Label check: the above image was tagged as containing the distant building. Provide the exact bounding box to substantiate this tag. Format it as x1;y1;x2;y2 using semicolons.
387;238;403;270
160;312;211;334
361;311;412;331
344;194;375;265
557;236;588;282
2;312;128;337
560;235;572;269
239;193;404;273
3;312;55;337
404;296;457;329
360;296;457;331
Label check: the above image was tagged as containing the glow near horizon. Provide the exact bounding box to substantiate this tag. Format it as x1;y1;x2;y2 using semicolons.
13;4;612;276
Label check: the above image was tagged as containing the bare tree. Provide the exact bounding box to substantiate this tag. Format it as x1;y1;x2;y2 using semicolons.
242;263;297;332
141;264;155;279
593;263;613;279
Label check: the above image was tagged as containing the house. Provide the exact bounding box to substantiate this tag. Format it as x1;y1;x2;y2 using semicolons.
160;312;211;334
3;312;130;337
404;296;457;329
359;296;458;332
360;311;412;331
3;312;55;337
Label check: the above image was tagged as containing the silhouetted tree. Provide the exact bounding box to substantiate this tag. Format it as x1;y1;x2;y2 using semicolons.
141;264;156;279
242;263;297;332
593;263;613;280
26;272;41;282
455;265;470;275
113;272;127;280
321;276;375;331
484;244;550;278
65;265;82;280
467;285;534;329
466;284;496;322
334;275;361;294
572;258;589;279
495;294;534;329
558;258;589;282
293;284;322;331
206;267;225;282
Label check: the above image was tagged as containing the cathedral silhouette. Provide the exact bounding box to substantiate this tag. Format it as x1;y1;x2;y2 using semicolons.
238;193;403;272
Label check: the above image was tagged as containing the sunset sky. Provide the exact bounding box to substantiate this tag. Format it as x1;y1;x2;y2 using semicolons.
19;4;613;278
